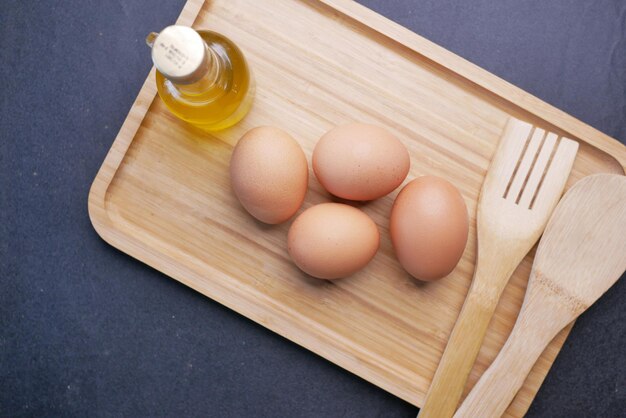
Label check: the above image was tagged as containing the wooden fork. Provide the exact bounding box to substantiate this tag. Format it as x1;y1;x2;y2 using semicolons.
418;118;578;418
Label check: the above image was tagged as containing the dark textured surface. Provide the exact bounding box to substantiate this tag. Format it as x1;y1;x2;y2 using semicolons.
1;0;624;417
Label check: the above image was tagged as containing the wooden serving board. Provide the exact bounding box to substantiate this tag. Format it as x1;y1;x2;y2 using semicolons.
88;0;626;416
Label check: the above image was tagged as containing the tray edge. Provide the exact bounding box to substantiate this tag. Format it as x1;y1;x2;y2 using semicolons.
88;0;204;246
319;0;626;171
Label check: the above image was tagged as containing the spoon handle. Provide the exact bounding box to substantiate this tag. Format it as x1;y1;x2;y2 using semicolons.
453;319;547;417
454;291;568;418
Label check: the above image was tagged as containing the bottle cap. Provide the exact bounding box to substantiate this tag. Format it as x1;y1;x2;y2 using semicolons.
150;25;208;84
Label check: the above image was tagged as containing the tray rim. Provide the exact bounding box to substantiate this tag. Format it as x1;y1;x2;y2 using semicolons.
88;0;626;410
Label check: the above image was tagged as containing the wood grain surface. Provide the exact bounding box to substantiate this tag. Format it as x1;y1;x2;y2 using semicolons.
88;1;626;416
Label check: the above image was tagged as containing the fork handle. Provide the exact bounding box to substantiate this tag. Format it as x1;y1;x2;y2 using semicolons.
418;292;498;417
418;261;515;418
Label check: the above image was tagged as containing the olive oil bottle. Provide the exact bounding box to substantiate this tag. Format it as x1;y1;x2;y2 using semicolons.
146;26;254;131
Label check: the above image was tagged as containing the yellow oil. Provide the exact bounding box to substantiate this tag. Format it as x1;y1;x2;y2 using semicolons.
155;30;254;131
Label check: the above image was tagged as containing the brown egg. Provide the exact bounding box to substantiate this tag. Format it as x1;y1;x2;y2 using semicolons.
288;203;380;280
230;126;308;224
390;176;469;281
313;123;410;201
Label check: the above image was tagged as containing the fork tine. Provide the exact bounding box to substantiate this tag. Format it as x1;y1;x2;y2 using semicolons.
518;132;558;208
531;138;579;212
506;128;545;201
488;119;533;197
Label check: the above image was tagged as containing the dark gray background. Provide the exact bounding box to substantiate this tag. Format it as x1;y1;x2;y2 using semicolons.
1;0;625;417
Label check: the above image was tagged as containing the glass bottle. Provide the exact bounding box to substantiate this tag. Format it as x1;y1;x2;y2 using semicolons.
146;25;254;131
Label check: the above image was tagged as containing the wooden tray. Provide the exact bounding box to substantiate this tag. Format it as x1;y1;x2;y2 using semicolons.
88;0;626;416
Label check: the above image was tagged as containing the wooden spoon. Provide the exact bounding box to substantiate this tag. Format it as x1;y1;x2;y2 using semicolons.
455;173;626;418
